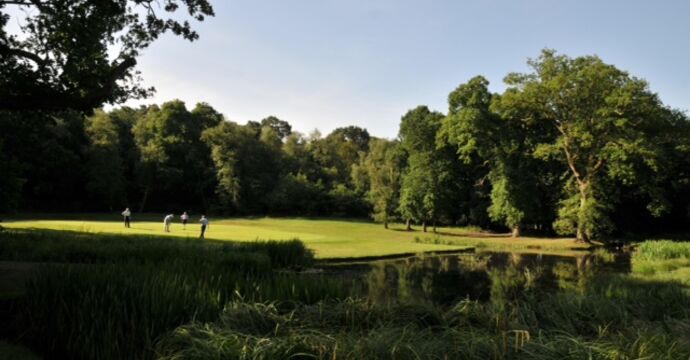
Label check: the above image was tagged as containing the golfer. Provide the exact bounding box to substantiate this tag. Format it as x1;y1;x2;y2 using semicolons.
199;215;209;239
164;214;174;232
121;208;131;228
181;211;189;229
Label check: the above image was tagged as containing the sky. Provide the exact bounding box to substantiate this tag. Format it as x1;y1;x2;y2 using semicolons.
7;0;690;138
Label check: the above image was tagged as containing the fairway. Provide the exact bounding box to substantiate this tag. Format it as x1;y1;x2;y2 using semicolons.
3;216;589;259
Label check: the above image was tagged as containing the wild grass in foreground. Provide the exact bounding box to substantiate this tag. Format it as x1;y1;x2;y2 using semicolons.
5;232;690;360
156;270;690;360
1;230;354;360
152;243;690;359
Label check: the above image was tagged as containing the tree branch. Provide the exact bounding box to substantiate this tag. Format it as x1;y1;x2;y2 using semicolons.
561;134;584;184
0;44;48;67
0;0;49;7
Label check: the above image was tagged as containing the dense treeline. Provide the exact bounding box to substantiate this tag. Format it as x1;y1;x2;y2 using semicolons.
1;50;689;240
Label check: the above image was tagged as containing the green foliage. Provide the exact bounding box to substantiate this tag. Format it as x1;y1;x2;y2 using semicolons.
552;181;614;239
132;100;220;212
636;240;690;261
0;0;214;112
84;110;126;210
0;138;24;212
355;139;406;226
439;76;551;235
499;49;686;241
399;106;452;228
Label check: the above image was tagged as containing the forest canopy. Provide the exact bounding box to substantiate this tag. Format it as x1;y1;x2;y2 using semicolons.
1;50;689;241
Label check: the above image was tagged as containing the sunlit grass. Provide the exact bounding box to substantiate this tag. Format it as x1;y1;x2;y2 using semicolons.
3;216;588;258
632;240;690;285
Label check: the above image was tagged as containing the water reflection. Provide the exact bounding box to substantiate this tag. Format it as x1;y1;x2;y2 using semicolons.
325;251;630;305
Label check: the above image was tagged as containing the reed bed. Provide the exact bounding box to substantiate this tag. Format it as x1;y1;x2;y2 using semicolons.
632;240;690;276
156;271;690;360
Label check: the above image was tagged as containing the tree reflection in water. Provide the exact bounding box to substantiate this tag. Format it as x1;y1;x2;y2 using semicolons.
327;250;630;305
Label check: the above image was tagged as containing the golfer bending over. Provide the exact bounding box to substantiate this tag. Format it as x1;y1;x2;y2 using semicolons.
163;214;174;232
199;215;209;239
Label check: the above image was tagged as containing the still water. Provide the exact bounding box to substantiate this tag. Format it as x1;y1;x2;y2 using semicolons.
322;251;630;305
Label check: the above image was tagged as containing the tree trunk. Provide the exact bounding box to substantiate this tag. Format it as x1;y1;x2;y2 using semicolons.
511;226;520;238
575;182;591;244
422;221;427;233
433;220;437;233
384;220;388;229
406;219;411;231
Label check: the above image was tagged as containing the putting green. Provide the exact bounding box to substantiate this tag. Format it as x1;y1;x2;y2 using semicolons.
3;217;586;259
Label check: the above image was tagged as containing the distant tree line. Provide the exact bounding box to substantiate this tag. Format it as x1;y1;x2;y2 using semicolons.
1;50;689;241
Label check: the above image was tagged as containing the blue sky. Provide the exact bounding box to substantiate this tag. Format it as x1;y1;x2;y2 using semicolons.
7;1;690;138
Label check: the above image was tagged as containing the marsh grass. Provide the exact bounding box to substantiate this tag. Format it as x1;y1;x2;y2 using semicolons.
156;270;690;360
632;240;690;278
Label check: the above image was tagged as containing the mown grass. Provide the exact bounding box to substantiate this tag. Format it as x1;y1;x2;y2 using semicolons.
3;216;592;258
413;234;595;256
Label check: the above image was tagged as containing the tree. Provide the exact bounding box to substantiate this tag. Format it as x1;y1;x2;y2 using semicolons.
260;116;292;140
330;126;371;151
500;50;679;242
308;126;370;189
202;121;282;213
85;110;126;210
0;137;24;212
355;138;405;228
0;110;88;211
398;106;447;232
132;100;219;212
0;0;214;112
439;76;545;237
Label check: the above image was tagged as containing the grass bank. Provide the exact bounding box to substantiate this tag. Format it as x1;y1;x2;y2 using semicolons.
632;240;690;285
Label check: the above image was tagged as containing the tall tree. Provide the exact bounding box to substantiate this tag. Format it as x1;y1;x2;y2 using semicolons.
0;0;214;112
398;106;447;232
132;100;218;212
439;76;547;237
85;110;126;210
354;138;406;228
202;121;282;213
500;50;679;242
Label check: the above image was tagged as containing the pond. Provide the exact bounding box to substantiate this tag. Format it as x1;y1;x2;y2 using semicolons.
321;250;631;305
